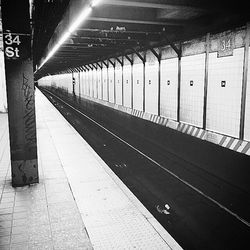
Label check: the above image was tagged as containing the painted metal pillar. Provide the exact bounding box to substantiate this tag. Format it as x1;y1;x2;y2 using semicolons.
177;44;182;122
239;23;250;140
142;59;146;113
203;33;210;129
1;0;39;187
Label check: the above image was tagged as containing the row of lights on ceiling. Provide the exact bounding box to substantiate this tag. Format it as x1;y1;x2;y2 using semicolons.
36;0;103;73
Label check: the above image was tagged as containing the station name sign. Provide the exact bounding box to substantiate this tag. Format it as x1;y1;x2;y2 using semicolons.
3;32;31;60
217;33;235;57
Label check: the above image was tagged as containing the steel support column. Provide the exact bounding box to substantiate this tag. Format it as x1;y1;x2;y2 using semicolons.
239;23;250;140
1;0;39;186
177;43;182;122
203;33;210;129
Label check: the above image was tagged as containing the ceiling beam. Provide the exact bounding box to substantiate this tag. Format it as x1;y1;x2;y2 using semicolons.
98;0;204;11
71;32;163;41
86;17;179;26
77;28;162;35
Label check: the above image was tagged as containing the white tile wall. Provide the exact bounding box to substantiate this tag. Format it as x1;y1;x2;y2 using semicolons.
92;69;97;99
80;71;85;96
180;54;205;127
123;65;132;108
38;75;51;88
89;70;93;98
108;67;115;103
102;67;108;101
133;63;144;111
85;71;89;96
244;47;250;141
115;66;123;105
59;73;71;93
82;71;87;96
68;73;73;94
97;68;102;100
73;72;80;96
160;58;178;120
207;48;244;137
145;62;159;115
0;51;7;112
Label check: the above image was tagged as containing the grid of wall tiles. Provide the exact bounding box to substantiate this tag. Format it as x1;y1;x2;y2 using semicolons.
244;50;250;141
84;71;88;96
0;51;7;112
102;67;108;101
80;71;85;96
85;71;89;96
115;66;123;105
97;68;102;99
108;66;115;103
160;58;178;120
145;62;159;115
123;65;132;108
60;73;71;92
180;54;205;127
206;48;244;137
73;72;80;96
89;70;94;97
133;63;144;111
92;69;97;98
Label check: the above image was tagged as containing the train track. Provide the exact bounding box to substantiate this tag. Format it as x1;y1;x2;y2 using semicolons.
41;88;250;250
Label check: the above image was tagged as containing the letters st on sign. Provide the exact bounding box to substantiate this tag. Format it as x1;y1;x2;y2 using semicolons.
3;33;31;60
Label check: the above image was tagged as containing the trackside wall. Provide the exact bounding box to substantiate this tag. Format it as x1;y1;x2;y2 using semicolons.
38;25;250;155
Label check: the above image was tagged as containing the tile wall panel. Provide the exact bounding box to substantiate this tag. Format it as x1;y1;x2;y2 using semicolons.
160;58;178;120
85;71;89;96
108;66;115;103
97;68;102;99
0;51;7;112
123;65;132;108
89;70;93;97
145;62;159;115
102;67;108;101
133;63;144;111
82;71;87;96
92;69;97;98
207;48;244;137
115;66;123;105
180;54;205;127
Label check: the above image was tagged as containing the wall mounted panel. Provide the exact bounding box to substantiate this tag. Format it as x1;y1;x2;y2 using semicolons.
133;63;144;111
102;67;108;101
115;65;123;105
160;58;178;120
108;66;115;103
207;48;244;137
97;68;102;99
123;64;132;108
180;54;205;127
92;69;97;98
145;61;159;115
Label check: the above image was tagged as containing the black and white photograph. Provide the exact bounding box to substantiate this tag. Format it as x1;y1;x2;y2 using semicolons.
0;0;249;249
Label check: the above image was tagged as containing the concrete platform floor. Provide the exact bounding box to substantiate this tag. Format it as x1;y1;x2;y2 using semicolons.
0;89;182;250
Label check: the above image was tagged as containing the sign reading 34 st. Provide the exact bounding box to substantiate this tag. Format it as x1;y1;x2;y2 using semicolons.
3;32;31;60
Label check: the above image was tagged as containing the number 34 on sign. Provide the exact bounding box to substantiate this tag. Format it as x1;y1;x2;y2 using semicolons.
3;33;30;60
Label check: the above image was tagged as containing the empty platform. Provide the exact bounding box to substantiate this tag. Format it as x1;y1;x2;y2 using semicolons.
0;89;182;249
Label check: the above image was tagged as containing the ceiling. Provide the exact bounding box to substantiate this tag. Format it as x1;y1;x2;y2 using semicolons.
31;0;249;79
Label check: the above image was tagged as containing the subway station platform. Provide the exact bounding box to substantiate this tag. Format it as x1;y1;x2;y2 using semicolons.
0;89;182;250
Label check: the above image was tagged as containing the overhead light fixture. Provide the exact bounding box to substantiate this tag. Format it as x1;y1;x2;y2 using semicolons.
37;0;103;71
91;0;103;7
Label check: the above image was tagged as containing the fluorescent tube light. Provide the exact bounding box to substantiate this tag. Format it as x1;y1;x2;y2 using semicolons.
91;0;103;7
38;0;102;71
